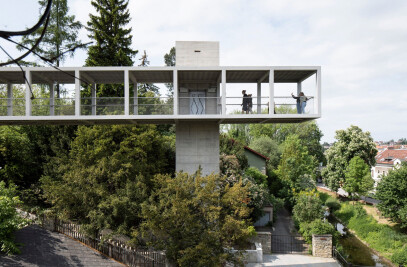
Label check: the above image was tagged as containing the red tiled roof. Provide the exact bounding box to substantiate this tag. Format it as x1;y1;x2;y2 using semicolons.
244;146;270;160
375;149;407;165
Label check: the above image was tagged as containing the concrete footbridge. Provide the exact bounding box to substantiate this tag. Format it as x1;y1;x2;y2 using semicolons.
0;41;321;174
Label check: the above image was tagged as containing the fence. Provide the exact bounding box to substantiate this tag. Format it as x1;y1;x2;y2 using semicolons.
41;216;166;267
271;235;310;254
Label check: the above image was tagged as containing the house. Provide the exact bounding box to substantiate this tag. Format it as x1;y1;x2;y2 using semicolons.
244;146;269;174
371;148;407;186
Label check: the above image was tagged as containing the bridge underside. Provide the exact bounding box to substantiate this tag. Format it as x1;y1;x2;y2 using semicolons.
0;114;317;126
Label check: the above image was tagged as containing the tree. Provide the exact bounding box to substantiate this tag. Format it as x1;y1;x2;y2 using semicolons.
277;134;317;192
219;134;248;171
85;0;137;97
40;125;173;235
0;181;28;254
343;156;374;200
322;125;377;193
249;121;325;164
376;162;407;229
18;0;84;68
292;190;323;224
137;172;255;267
249;135;280;169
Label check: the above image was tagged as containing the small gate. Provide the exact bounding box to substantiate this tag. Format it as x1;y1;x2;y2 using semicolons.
271;235;310;254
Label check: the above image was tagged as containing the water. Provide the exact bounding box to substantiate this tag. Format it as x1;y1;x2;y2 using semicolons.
329;217;390;266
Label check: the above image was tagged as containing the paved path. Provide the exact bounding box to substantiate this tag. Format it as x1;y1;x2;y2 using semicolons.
0;225;124;267
246;254;340;266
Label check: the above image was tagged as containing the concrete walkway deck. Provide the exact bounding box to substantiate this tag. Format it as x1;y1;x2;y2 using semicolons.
0;225;123;267
246;254;340;266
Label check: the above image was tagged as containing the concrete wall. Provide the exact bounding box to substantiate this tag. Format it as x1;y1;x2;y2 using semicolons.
312;234;332;258
176;41;219;66
179;83;218;115
176;121;219;175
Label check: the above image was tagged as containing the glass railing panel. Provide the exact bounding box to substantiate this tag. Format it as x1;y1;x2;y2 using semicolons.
81;97;125;115
274;96;314;114
130;96;173;115
0;98;26;116
54;98;75;116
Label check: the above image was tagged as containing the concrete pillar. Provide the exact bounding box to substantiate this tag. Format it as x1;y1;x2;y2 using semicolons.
25;70;32;116
268;70;274;114
257;82;261;114
7;83;13;116
173;70;178;115
124;70;129;115
49;83;55;116
133;82;138;115
176;121;219;176
221;69;226;115
91;84;96;115
297;82;302;95
316;68;321;115
75;70;80;116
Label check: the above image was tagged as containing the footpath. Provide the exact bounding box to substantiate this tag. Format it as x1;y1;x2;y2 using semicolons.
0;224;123;267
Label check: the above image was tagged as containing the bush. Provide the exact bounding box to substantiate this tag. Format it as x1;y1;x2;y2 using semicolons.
299;219;338;244
0;181;29;254
245;167;268;187
318;192;330;203
325;197;341;212
392;247;407;265
293;190;323;224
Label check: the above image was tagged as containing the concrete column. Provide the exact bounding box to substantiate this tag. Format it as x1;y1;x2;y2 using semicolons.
91;84;96;115
257;82;261;114
7;83;13;116
75;70;80;116
316;68;321;115
221;69;226;115
176;121;219;176
297;82;302;95
268;70;274;114
25;70;32;116
133;82;138;115
49;83;55;116
173;70;178;115
124;70;129;115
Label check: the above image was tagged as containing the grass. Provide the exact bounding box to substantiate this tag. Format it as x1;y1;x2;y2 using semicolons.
334;202;407;262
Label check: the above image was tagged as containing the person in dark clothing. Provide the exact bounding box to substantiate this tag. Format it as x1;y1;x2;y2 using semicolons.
241;90;248;114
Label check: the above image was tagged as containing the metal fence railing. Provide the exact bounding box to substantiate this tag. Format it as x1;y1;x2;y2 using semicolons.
41;216;166;267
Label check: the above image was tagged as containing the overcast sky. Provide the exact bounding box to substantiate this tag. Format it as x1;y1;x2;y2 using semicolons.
1;0;406;143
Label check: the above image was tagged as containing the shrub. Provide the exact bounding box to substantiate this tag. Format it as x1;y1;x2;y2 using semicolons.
392;247;407;265
293;190;323;224
299;219;338;244
325;197;341;212
0;181;29;254
318;192;330;203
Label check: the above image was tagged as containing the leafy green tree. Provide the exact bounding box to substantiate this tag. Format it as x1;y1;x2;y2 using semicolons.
41;125;172;235
376;162;407;229
343;156;374;200
249;121;325;163
293;190;323;224
219;134;248;171
164;46;175;96
18;0;84;67
322;125;377;193
137;172;255;267
277;134;317;191
0;181;28;254
249;135;280;169
0;126;36;188
85;0;137;97
299;219;338;244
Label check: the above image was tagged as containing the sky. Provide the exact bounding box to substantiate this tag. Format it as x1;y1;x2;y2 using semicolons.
1;0;406;143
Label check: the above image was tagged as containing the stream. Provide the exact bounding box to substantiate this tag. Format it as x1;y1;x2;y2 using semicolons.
327;214;391;266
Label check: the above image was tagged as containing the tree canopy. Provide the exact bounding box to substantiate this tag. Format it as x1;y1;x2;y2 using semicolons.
343;156;374;200
18;0;84;67
376;162;407;229
137;172;255;267
322;125;377;192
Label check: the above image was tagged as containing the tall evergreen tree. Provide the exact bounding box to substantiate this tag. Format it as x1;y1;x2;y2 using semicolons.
86;0;137;67
18;0;84;67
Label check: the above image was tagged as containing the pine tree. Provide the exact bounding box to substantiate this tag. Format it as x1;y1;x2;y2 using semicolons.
18;0;84;67
85;0;137;67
